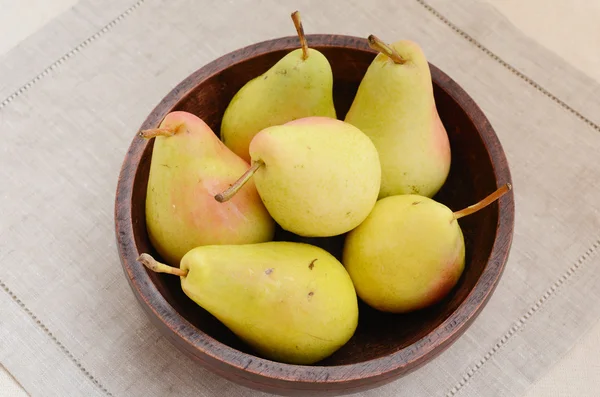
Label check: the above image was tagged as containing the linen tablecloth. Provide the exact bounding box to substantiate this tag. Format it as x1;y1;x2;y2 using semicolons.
2;1;600;396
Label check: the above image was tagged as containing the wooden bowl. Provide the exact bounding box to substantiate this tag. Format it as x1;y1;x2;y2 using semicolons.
115;35;514;396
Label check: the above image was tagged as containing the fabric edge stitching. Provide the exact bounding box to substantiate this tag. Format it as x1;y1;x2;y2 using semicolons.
415;0;600;133
0;278;115;397
0;0;148;111
445;240;600;396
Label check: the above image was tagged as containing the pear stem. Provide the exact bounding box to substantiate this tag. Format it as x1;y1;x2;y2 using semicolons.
291;11;309;60
367;35;406;64
137;253;188;277
138;127;177;139
453;183;512;220
214;161;264;203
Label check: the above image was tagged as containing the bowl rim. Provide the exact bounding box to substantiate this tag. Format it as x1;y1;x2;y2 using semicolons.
115;34;515;387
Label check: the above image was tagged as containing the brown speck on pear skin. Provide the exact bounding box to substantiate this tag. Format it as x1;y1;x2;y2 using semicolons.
308;259;317;270
412;201;422;206
308;291;314;300
265;268;274;275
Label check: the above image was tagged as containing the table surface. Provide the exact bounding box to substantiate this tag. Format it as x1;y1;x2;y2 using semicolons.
1;0;599;396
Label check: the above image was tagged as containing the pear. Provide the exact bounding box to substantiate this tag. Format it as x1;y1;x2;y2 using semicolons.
345;35;451;199
138;241;358;364
215;117;381;237
220;11;336;162
140;111;274;266
343;184;511;313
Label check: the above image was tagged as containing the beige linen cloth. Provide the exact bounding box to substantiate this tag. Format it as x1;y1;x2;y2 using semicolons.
1;0;600;396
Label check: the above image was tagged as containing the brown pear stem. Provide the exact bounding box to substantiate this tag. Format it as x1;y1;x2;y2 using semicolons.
138;253;188;277
367;35;406;64
215;161;264;203
138;127;177;139
453;183;512;220
291;11;309;60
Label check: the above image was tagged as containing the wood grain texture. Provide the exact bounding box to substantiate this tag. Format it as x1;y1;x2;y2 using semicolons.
114;34;515;396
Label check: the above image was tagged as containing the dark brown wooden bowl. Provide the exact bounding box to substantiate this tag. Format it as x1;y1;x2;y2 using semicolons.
115;35;514;396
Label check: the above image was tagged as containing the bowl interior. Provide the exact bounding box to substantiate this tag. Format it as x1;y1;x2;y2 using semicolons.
130;45;499;366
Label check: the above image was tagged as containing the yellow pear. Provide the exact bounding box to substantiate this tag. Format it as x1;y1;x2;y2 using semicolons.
220;11;336;162
215;117;381;237
138;241;358;364
140;111;274;266
345;35;451;199
343;184;511;313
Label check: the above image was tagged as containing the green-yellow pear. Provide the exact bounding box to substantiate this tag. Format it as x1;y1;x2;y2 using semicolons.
343;184;511;313
345;35;451;199
215;116;381;237
220;11;336;162
140;111;274;266
138;241;358;364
